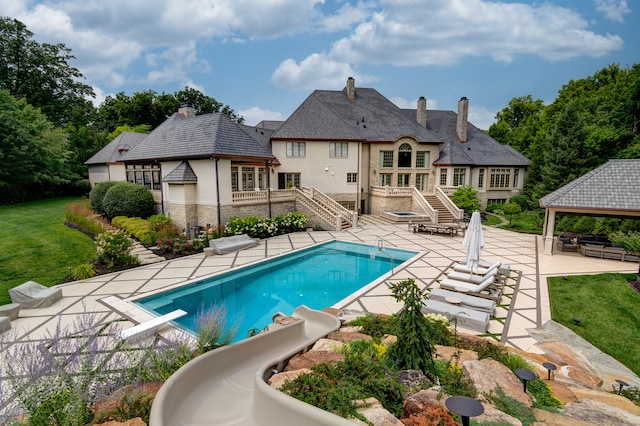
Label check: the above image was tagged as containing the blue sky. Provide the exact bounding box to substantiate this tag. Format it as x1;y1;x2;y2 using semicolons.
1;0;637;129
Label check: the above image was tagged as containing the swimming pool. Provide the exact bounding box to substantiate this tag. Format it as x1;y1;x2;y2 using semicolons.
134;240;417;342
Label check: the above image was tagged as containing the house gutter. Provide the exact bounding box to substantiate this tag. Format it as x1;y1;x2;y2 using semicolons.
266;160;272;218
215;157;222;232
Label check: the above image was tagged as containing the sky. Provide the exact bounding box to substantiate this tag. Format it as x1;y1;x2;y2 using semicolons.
1;0;637;130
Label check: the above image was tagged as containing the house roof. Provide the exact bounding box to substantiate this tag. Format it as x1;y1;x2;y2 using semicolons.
123;113;276;162
272;88;440;142
163;161;197;183
539;159;640;211
427;110;530;167
84;132;147;165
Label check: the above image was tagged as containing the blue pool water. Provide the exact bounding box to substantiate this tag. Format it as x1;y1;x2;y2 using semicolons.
135;240;417;342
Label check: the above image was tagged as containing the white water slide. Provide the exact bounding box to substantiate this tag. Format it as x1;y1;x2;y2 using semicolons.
149;306;357;425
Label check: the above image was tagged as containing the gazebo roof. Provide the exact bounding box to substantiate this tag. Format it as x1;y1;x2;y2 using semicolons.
539;159;640;212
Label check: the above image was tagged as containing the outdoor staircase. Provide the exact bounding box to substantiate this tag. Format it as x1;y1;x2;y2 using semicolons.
296;187;357;231
423;194;457;224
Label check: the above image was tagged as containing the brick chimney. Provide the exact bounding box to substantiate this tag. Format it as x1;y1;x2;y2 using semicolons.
178;104;196;118
456;97;469;142
346;77;355;101
417;96;427;127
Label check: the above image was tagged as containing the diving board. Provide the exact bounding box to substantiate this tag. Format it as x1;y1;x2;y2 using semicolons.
119;309;187;341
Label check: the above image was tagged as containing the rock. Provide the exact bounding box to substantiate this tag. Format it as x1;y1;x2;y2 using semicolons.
561;398;640;425
546;380;578;405
529;341;603;388
336;309;368;324
381;334;397;346
93;382;163;421
268;368;312;389
434;344;478;364
311;338;345;352
97;418;146;426
326;331;373;343
533;408;594;426
272;315;298;326
340;326;364;333
397;370;427;394
463;359;532;407
322;307;340;316
402;388;448;418
351;398;404;426
475;404;522;426
284;351;345;371
569;387;640;416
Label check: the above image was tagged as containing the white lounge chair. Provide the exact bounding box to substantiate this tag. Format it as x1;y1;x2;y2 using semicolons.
9;281;63;308
453;261;501;275
209;234;257;255
422;299;489;333
438;274;503;301
119;309;188;341
447;268;498;284
428;288;496;315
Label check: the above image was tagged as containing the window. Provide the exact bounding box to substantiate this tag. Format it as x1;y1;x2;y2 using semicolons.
338;201;356;210
513;169;519;188
439;169;448;186
398;143;412;168
478;168;485;188
416;151;430;168
347;172;357;183
416;173;429;191
397;173;410;187
488;198;506;205
241;167;255;191
330;142;348;158
126;163;161;190
286;141;305;157
379;151;393;168
453;168;466;186
258;167;267;190
490;168;511;188
278;172;301;189
379;173;392;186
231;167;238;192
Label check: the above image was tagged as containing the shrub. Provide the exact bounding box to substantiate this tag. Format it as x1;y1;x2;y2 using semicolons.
274;212;308;233
102;182;155;220
572;216;598;234
72;263;96;280
74;179;92;197
112;216;157;246
65;200;108;236
509;194;531;211
450;185;480;214
485;203;503;213
95;230;138;269
224;216;279;239
194;303;239;355
484;386;536;426
89;181;120;215
156;234;192;254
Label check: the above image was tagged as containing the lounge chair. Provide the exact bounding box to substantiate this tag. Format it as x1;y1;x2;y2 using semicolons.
0;316;10;334
438;274;503;301
209;234;257;255
422;299;489;333
447;268;498;284
119;309;188;341
453;260;501;275
427;288;496;315
9;281;63;309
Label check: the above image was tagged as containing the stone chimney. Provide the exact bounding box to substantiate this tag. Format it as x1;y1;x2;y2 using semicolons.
346;77;355;101
178;104;196;118
456;97;469;142
417;96;427;127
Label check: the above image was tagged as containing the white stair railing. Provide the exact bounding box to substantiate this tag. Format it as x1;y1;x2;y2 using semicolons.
435;186;464;221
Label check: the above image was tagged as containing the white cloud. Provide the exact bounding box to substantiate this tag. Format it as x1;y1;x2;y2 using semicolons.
239;106;285;126
329;0;623;66
468;104;497;131
319;1;375;33
594;0;630;22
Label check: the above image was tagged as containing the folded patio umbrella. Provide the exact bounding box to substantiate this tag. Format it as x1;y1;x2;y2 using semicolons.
463;211;485;275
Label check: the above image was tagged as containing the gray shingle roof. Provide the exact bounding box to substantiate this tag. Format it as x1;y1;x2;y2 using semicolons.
272;88;440;142
123;113;275;162
163;161;197;183
539;159;640;211
84;132;147;165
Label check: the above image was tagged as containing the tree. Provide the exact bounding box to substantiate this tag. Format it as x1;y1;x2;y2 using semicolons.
609;231;640;283
450;185;480;214
501;202;522;227
0;89;73;200
0;17;94;125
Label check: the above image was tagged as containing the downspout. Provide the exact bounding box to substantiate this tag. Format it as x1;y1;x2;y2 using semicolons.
356;142;361;214
215;157;222;233
266;160;272;218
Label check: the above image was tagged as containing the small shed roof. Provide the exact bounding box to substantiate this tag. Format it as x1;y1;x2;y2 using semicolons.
539;159;640;212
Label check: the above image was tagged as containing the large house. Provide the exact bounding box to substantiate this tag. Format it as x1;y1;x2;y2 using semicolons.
86;78;529;231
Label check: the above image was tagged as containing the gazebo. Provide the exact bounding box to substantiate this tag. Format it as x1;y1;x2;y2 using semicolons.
539;159;640;255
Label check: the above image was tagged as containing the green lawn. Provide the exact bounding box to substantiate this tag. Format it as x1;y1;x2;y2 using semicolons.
548;273;640;376
0;197;96;305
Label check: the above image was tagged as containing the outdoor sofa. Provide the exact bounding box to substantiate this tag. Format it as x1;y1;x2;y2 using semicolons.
580;244;639;262
9;281;63;309
209;234;258;255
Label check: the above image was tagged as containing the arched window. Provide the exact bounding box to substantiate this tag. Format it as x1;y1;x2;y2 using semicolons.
398;143;412;168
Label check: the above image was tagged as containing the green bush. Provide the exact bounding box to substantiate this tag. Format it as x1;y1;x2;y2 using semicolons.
95;230;138;269
274;212;308;233
102;182;155;220
65;200;108;236
450;185;480;214
89;181;120;215
509;195;531;211
485;203;503;213
573;216;598;234
224;213;308;238
156;234;192;254
112;216;157;246
72;263;96;280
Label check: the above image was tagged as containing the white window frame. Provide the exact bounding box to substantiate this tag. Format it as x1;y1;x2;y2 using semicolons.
330;142;348;158
286;141;306;157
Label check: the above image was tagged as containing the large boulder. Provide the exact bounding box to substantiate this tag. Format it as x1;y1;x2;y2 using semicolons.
268;368;312;389
284;350;345;371
463;359;532;407
351;398;404;426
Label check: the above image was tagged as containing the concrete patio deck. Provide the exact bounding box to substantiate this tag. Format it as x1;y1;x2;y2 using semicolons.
1;219;638;383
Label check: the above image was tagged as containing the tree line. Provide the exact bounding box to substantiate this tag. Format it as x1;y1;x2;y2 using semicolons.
0;17;242;204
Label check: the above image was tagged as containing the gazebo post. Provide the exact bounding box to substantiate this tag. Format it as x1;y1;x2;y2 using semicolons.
542;208;556;255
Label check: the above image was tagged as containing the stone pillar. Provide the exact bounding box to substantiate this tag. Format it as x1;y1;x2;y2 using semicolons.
542;208;556;255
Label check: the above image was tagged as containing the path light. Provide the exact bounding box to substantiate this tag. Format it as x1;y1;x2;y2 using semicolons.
573;318;581;326
516;368;537;393
543;362;557;381
445;396;484;426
